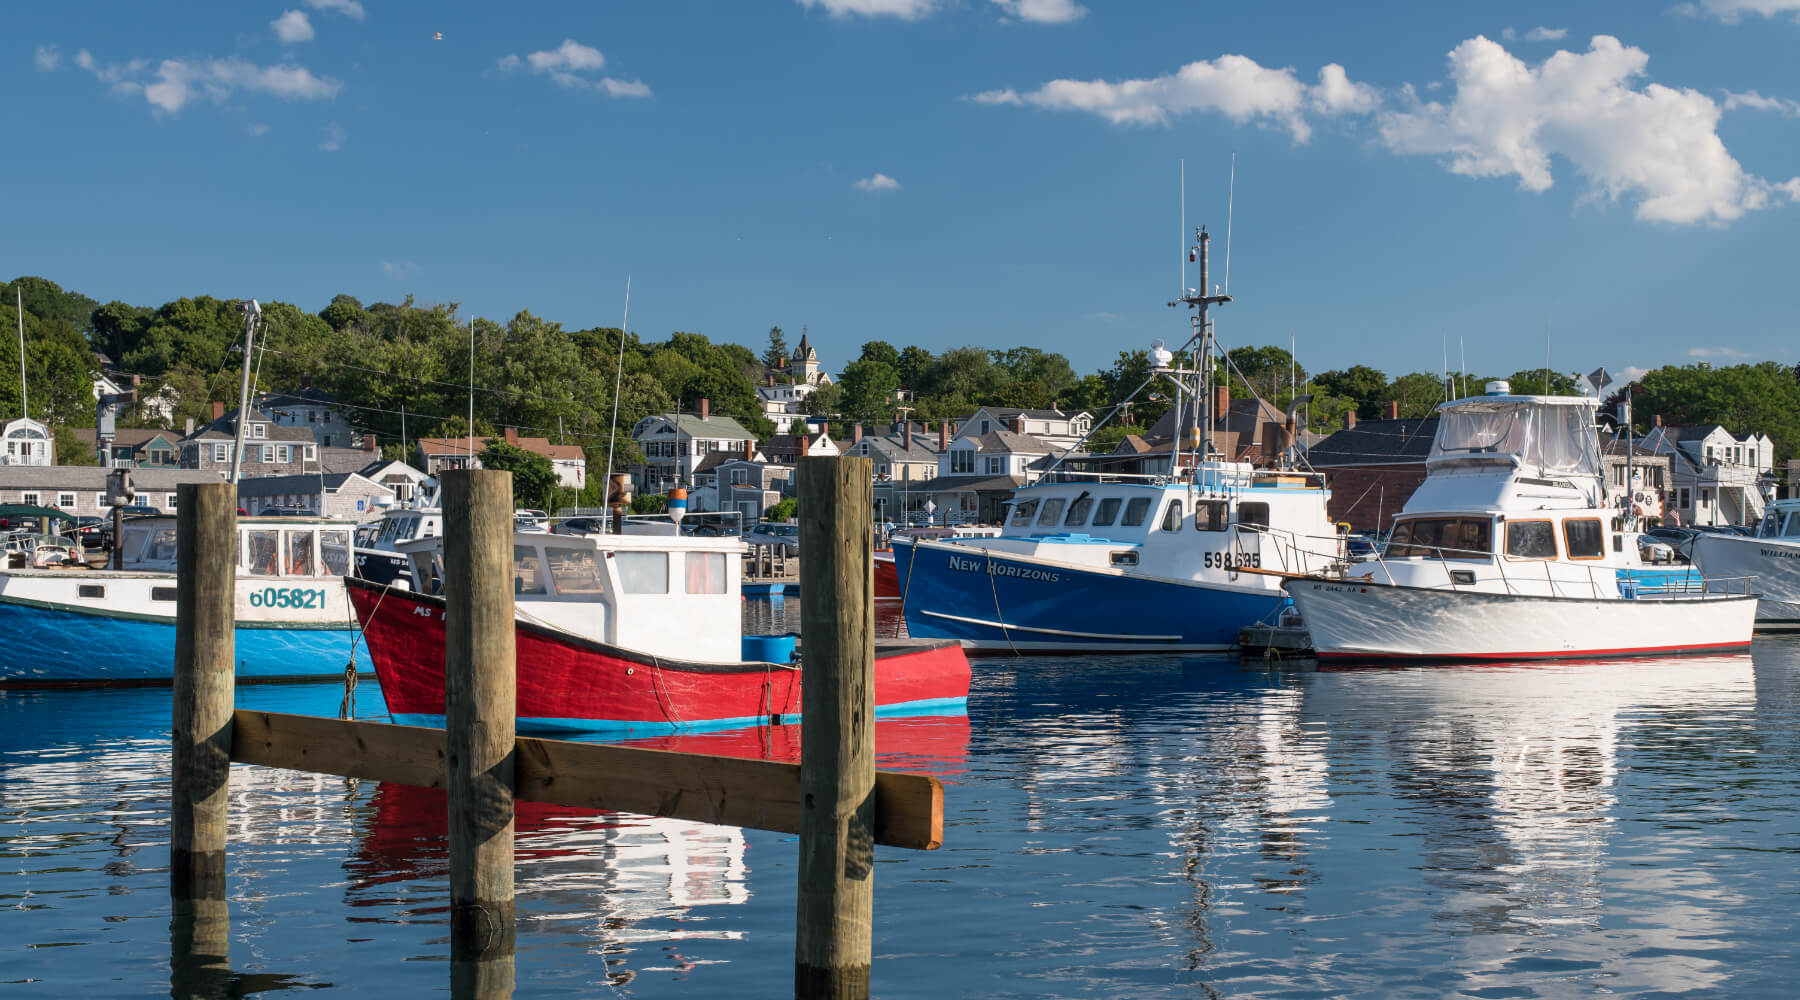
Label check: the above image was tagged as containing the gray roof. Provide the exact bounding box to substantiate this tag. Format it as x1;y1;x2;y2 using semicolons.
850;432;941;463
318;446;380;475
186;406;314;443
1307;418;1440;467
0;467;219;490
964;430;1051;455
974;406;1083;422
639;412;756;441
910;474;1026;493
258;386;339;409
69;427;182;449
235;472;390;499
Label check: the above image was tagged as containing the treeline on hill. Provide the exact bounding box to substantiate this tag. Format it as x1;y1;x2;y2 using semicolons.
6;275;1800;483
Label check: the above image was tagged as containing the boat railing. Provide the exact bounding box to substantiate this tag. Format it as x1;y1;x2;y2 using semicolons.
1367;541;1758;601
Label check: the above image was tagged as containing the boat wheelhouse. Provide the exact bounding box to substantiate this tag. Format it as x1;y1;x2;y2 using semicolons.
1285;386;1756;661
1690;497;1800;632
352;503;442;589
0;513;370;685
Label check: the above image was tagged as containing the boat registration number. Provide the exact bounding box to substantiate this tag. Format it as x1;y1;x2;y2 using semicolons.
1203;552;1261;569
248;586;328;610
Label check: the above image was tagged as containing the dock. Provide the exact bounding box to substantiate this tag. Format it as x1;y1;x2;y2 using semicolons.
744;541;801;595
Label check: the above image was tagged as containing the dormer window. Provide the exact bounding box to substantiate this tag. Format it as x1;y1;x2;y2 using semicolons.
251;423;267;439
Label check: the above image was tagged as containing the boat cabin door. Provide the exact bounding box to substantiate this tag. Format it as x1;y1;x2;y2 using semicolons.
1229;501;1269;573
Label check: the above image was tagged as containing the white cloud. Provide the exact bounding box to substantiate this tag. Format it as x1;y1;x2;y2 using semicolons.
249;123;271;136
74;51;341;112
34;45;61;71
304;0;365;21
970;56;1376;142
1724;89;1800;116
797;0;939;18
1689;346;1749;358
1675;0;1800;22
1525;26;1568;41
381;259;422;279
497;39;652;98
992;0;1086;23
1377;35;1798;225
1618;365;1651;384
320;120;345;151
854;173;901;191
272;10;315;44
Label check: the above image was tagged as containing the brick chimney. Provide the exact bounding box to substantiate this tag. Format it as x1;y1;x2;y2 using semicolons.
364;433;378;453
798;435;810;458
766;374;775;387
1213;386;1229;423
852;424;863;444
1344;411;1357;430
1385;400;1400;420
699;397;710;421
743;438;754;460
504;427;519;445
212;401;225;421
939;423;949;450
1011;413;1025;433
818;421;829;440
903;421;913;452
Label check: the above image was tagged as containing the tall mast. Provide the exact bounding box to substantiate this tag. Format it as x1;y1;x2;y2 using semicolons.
16;287;26;422
230;300;260;485
1169;226;1231;471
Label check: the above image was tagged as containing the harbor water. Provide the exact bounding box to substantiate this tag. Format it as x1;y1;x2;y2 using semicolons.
5;601;1800;997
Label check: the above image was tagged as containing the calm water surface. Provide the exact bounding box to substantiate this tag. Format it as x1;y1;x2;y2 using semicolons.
5;601;1800;997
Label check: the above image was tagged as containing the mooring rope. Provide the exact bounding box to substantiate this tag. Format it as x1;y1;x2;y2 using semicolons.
984;548;1021;656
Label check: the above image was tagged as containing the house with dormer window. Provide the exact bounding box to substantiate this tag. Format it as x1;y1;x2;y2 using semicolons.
258;380;359;449
179;402;318;476
906;428;1052;525
1639;421;1776;526
955;407;1092;453
1;417;54;467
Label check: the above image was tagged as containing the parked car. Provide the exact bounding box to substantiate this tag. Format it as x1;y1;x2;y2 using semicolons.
1643;525;1699;562
744;522;799;554
118;504;164;518
515;509;549;532
74;516;107;548
552;516;606;537
255;504;315;517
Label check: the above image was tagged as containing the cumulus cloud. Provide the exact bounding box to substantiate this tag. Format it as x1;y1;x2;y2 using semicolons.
1689;346;1749;358
1724;89;1800;116
797;0;939;18
1675;0;1800;22
1377;35;1798;225
992;0;1086;23
73;50;341;112
853;173;901;191
497;39;652;98
304;0;365;21
272;10;315;44
1525;26;1568;41
969;56;1376;142
34;45;61;71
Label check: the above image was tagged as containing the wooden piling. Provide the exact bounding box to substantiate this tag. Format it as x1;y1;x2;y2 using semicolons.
795;456;876;999
171;481;236;902
441;469;517;994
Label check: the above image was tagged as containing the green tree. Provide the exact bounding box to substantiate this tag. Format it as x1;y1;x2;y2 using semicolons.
897;345;934;388
762;326;788;369
0;295;99;428
858;340;900;370
4;276;98;337
1313;365;1390;419
1388;372;1449;419
838;359;901;423
1632;362;1800;463
766;497;797;522
1223;344;1306;404
1499;368;1581;396
319;293;366;332
91;300;152;361
478;441;558;511
991;347;1077;410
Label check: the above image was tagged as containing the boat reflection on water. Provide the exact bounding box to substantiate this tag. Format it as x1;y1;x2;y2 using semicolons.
347;710;970;985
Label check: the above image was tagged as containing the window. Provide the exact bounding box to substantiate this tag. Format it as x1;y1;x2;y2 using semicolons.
1160;500;1184;532
213;443;229;463
548;546;606;594
980;420;991;434
950;450;975;474
286;531;316;575
1236;502;1270;530
1064;494;1093;527
319;530;351;575
1110;551;1139;567
308;411;317;423
1009;500;1038;526
167;493;179;509
1784;512;1800;538
79;584;106;599
1036;498;1067;526
615;551;669;593
513;546;548;595
1387;518;1493;560
1505;520;1558;559
151;587;178;602
57;492;76;509
1678;487;1691;510
1091;497;1121;527
277;445;291;463
1564;519;1605;559
1121;497;1151;527
985;456;1005;475
261;445;276;463
245;530;281;576
1194;500;1228;532
251;423;267;439
21;492;38;506
684;552;727;594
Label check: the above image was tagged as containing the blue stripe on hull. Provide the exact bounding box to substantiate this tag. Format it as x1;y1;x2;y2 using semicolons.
392;696;968;736
894;542;1284;652
0;601;372;685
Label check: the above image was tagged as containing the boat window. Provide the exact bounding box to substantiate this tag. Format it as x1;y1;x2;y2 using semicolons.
1761;511;1780;538
1504;520;1558;560
78;584;105;599
1009;500;1038;526
547;546;606;595
615;551;669;594
151;586;177;602
1236;502;1270;530
286;531;316;576
1386;518;1492;560
1064;494;1093;527
1091;497;1121;527
1035;498;1066;527
319;530;351;576
684;551;728;595
1121;497;1151;527
1194;500;1228;532
245;529;281;576
123;526;153;560
1110;551;1138;567
513;545;548;595
1564;519;1605;559
146;527;178;564
1160;500;1184;532
1786;512;1800;537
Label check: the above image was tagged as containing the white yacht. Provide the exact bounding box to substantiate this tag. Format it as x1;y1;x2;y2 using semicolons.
1285;383;1757;662
1690;498;1800;632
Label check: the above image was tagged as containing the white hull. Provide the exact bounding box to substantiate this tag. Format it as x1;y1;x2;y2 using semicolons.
1285;578;1757;662
1690;532;1800;632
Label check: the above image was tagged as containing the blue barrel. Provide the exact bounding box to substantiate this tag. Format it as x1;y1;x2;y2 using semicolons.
742;633;798;664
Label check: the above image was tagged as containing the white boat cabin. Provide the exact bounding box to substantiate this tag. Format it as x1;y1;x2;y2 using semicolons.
399;525;745;663
121;515;357;579
1755;499;1800;539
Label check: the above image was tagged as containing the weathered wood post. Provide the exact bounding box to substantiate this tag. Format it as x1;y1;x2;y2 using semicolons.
171;481;237;902
442;469;517;998
795;456;876;999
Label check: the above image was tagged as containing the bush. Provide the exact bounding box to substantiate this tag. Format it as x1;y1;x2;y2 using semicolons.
766;497;797;522
631;494;668;515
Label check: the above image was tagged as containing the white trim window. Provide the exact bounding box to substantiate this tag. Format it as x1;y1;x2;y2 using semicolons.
213;443;229;463
262;444;277;463
304;444;317;461
21;492;39;506
168;493;179;509
950;450;975;474
251;423;267;439
58;492;77;509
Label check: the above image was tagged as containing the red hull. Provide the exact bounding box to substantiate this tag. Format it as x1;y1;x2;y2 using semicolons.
874;550;901;599
347;578;970;735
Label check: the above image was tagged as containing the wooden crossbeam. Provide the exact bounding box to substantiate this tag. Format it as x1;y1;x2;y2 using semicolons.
231;710;945;851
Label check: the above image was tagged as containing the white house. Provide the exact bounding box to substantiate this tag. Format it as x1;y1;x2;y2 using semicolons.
236;472;395;518
630;399;758;496
955;407;1092;454
841;421;943;525
909;428;1053;524
1640;422;1776;526
1;417;54;467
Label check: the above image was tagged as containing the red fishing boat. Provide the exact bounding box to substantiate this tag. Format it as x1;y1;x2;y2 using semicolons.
348;525;970;735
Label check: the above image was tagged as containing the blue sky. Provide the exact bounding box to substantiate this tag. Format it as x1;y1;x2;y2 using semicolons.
9;0;1799;387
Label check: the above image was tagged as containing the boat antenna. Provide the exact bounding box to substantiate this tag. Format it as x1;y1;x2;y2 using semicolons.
467;315;475;464
1224;152;1235;295
1458;336;1466;399
1442;337;1449;402
1179;160;1185;296
229;299;260;485
16;287;26;421
601;275;631;527
1544;320;1551;394
1170;226;1231;472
